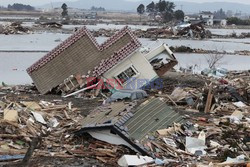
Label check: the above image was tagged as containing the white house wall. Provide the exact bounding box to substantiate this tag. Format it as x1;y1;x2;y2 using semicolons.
103;52;158;89
144;44;175;61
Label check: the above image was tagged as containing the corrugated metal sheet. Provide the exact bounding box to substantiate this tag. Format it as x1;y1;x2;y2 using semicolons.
125;98;183;140
78;98;183;156
80;98;183;142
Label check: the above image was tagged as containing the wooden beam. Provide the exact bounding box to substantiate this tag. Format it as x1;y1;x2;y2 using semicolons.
155;94;178;106
204;83;213;113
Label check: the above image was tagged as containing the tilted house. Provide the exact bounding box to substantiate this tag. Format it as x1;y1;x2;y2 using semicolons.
27;26;177;95
27;26;142;94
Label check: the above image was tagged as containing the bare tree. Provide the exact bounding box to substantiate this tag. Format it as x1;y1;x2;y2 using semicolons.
205;53;225;69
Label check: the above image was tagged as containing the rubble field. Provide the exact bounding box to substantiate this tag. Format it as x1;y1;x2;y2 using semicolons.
0;71;249;166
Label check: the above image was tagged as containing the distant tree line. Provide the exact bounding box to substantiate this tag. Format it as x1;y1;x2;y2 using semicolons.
213;8;227;19
211;8;250;26
91;6;105;11
61;3;69;18
213;8;250;25
137;0;185;23
7;3;35;11
227;17;250;25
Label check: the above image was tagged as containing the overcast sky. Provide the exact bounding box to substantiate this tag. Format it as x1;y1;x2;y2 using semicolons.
1;0;250;6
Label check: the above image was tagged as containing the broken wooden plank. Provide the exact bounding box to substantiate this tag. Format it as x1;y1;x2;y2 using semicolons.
41;105;67;112
155;94;178;106
3;109;18;122
21;137;41;166
63;110;70;120
204;83;213;113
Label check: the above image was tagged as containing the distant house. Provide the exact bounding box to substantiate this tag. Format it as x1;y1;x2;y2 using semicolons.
213;19;227;27
83;12;97;19
184;14;200;23
199;11;214;26
27;26;177;95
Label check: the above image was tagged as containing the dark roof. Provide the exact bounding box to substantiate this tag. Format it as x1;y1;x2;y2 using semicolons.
185;14;199;18
200;11;213;15
27;26;141;94
76;97;183;155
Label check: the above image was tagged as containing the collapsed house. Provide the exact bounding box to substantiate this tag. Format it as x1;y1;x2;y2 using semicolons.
0;22;31;35
75;97;183;156
40;22;63;29
27;26;177;95
174;22;211;39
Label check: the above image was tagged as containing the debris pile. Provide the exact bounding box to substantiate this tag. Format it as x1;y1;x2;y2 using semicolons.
143;70;250;165
0;22;31;35
40;22;63;29
240;32;250;38
141;111;250;166
0;99;81;157
175;22;212;39
90;25;211;39
102;71;246;166
0;94;131;166
0;70;249;166
91;27;173;39
235;50;250;56
74;71;249;166
134;27;173;38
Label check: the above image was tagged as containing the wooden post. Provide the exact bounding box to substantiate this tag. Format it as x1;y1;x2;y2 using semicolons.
204;83;213;113
21;137;41;166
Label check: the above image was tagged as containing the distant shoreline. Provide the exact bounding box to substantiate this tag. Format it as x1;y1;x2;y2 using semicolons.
0;50;48;53
0;50;249;57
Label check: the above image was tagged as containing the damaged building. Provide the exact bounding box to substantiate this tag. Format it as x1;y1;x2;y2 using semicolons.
75;97;183;156
27;26;177;95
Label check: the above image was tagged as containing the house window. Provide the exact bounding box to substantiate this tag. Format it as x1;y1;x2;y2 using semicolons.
117;66;137;84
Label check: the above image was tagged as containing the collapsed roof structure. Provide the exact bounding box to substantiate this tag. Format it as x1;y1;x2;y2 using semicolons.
75;97;183;155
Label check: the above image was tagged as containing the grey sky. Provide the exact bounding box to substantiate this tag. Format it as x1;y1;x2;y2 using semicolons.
1;0;250;6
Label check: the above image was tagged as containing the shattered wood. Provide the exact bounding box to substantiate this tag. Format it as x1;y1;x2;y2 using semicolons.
0;70;249;166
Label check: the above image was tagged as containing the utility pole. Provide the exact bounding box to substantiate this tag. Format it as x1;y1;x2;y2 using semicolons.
50;1;53;10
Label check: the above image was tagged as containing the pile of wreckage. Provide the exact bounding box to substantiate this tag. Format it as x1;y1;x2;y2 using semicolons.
134;27;173;39
90;27;173;39
0;26;249;166
39;22;63;29
90;24;211;39
0;70;249;166
0;22;31;35
173;22;212;39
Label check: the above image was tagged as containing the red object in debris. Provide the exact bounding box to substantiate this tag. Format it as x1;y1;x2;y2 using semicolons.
219;79;228;85
198;117;207;122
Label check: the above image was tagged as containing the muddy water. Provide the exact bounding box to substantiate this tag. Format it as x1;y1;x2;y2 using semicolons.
208;28;250;36
0;33;249;85
0;52;249;85
0;34;249;53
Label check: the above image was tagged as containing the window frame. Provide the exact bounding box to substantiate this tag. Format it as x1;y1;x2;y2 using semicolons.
115;65;139;85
